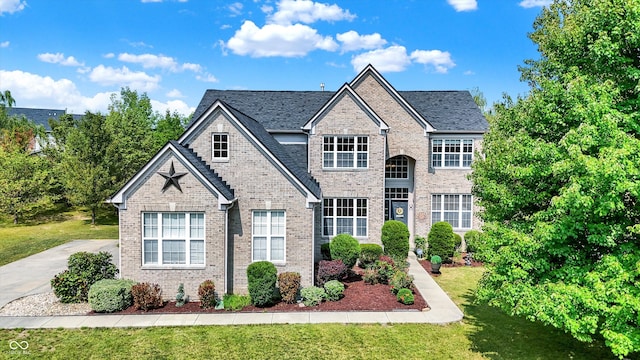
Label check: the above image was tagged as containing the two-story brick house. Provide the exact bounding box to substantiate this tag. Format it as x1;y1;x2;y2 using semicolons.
108;64;488;297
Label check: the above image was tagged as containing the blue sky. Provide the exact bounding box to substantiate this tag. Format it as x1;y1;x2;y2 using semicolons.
0;0;552;116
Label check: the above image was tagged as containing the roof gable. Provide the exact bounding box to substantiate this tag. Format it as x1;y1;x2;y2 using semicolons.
302;83;389;133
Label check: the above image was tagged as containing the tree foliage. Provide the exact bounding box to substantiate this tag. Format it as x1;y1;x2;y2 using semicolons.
471;1;640;357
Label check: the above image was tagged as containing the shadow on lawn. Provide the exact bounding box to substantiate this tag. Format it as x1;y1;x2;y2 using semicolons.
460;291;617;360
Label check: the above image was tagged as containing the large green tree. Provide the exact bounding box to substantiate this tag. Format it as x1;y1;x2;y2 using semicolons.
471;1;640;357
151;109;188;150
60;112;112;225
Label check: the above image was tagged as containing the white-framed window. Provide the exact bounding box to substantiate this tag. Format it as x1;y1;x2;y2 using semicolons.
142;212;205;266
431;139;473;168
252;210;286;262
385;156;409;179
212;133;229;160
323;136;368;169
323;198;367;237
431;194;472;229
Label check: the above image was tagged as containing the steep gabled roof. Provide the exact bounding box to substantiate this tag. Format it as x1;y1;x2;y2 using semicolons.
107;141;236;208
400;91;488;132
181;100;322;202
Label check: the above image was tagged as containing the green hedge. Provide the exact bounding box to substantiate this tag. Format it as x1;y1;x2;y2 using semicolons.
88;279;136;313
428;222;455;260
381;220;410;261
247;261;277;307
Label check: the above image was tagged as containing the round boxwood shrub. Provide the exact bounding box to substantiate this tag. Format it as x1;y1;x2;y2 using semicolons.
88;279;136;313
329;234;360;269
453;233;463;250
359;243;383;268
427;221;456;260
381;220;410;261
246;261;277;307
323;280;345;301
396;288;414;305
300;286;326;307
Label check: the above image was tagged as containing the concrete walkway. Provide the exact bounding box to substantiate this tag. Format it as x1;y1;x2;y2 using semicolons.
0;243;463;329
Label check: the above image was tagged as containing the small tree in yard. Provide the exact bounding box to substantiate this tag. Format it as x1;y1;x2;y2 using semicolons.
381;220;410;261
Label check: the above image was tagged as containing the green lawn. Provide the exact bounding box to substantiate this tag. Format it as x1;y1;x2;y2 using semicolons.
0;267;618;359
0;207;118;266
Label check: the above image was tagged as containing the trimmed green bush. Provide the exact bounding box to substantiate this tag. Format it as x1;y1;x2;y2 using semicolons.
329;234;360;269
223;294;251;311
389;270;414;295
278;272;301;304
131;282;163;311
454;233;463;250
51;251;118;303
300;286;326;307
381;220;410;261
427;221;456;260
198;280;216;309
359;243;383;268
320;243;332;260
396;288;414;305
88;279;136;313
323;280;345;301
247;261;277;307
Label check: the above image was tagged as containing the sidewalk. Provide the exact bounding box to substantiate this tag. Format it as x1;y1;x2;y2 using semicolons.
0;250;463;329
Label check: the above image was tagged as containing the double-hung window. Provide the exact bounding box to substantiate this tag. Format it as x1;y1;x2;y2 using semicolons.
252;210;286;262
212;133;229;161
431;194;472;229
323;198;367;237
142;212;205;266
431;139;473;168
323;136;368;169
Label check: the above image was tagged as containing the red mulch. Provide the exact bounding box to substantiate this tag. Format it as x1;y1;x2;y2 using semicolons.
98;267;428;315
418;253;483;277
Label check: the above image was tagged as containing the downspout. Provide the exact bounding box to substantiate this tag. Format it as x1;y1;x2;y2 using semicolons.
223;200;236;295
310;203;316;287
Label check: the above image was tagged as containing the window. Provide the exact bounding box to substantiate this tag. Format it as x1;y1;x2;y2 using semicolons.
431;195;472;229
323;136;368;169
431;139;473;168
142;212;205;266
323;198;367;237
252;210;286;262
385;156;409;179
212;133;229;160
385;188;409;221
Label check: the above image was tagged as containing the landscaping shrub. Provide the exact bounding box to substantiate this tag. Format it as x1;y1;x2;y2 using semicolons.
320;243;331;260
198;280;216;309
359;243;383;268
51;251;118;303
454;233;463;250
374;256;395;284
427;221;456;260
381;220;410;261
131;282;163;311
363;268;379;285
414;235;427;256
389;270;414;295
223;294;251;311
300;286;326;307
316;259;348;286
396;288;414;305
329;234;361;269
323;280;345;301
278;272;301;304
464;230;482;253
175;283;187;307
87;279;136;313
246;261;277;307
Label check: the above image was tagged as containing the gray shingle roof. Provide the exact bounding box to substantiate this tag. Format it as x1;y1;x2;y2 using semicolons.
220;102;321;199
191;90;487;132
6;107;83;131
169;140;235;200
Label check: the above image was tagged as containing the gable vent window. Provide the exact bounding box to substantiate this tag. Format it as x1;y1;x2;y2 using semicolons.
212;133;229;161
431;139;473;168
323;135;368;169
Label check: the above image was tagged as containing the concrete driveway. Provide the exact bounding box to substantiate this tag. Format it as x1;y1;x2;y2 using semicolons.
0;240;118;308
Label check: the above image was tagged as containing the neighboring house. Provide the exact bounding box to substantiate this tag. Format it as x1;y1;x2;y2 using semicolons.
5;107;79;152
107;65;488;297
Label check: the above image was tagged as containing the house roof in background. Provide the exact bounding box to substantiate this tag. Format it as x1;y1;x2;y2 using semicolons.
6;107;82;131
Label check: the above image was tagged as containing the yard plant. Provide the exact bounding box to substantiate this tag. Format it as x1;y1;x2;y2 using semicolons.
246;261;277;307
381;220;410;261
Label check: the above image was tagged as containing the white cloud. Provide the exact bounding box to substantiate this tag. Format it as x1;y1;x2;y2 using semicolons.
103;53;115;59
89;65;160;92
0;0;26;15
151;99;194;117
447;0;477;12
351;46;412;73
336;31;386;53
37;52;84;67
166;89;184;98
141;0;162;3
228;2;243;16
519;0;552;8
118;53;178;71
0;41;9;48
410;49;456;73
181;63;202;72
226;20;338;57
196;73;218;83
268;0;355;25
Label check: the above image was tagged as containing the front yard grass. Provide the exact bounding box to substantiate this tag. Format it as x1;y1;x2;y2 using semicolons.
0;267;617;359
0;207;118;266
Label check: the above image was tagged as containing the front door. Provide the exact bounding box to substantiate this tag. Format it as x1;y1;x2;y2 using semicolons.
391;200;409;226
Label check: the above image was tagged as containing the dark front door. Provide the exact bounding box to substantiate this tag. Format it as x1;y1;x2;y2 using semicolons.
391;200;408;225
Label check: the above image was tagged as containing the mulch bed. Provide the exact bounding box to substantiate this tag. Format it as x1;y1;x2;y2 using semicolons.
418;253;483;277
97;267;428;315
